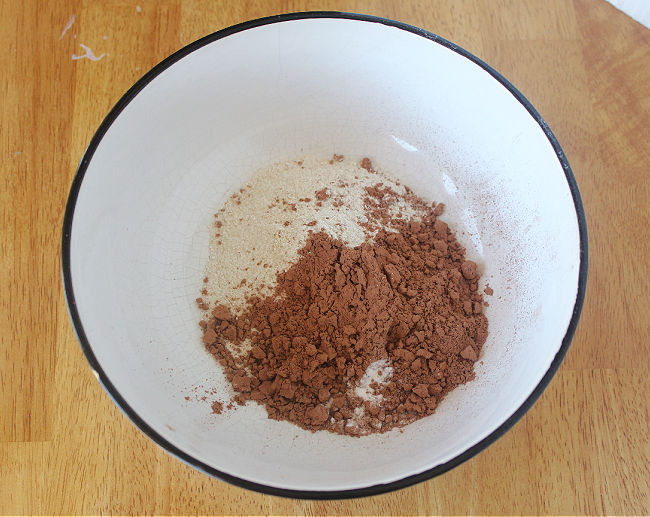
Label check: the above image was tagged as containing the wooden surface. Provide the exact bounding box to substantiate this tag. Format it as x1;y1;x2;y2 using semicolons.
1;0;648;514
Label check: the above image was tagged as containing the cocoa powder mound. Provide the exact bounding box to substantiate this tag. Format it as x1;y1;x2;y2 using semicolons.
201;195;488;435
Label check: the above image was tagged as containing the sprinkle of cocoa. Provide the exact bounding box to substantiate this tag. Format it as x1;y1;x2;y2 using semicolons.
199;157;487;436
202;205;487;435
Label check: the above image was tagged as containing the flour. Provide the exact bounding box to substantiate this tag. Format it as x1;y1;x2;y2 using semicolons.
202;156;425;312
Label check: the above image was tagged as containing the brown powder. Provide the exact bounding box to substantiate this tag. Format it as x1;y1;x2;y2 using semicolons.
200;168;487;435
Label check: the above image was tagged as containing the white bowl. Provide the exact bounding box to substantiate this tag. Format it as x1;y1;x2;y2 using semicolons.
62;12;587;498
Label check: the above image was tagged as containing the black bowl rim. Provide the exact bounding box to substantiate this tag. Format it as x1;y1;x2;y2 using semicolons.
61;11;588;500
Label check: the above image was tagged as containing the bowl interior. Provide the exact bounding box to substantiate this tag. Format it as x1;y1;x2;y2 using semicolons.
67;17;581;492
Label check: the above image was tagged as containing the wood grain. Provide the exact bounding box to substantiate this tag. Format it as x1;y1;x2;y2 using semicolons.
1;0;648;514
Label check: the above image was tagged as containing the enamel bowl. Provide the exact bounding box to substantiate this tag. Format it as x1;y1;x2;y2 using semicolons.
63;12;587;498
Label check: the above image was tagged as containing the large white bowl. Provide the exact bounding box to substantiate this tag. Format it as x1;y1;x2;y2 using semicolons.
62;12;588;498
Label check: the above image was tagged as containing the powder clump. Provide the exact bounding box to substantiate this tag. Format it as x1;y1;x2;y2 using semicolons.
198;156;488;435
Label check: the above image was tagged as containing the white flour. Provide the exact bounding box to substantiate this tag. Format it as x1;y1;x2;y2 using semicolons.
202;156;424;312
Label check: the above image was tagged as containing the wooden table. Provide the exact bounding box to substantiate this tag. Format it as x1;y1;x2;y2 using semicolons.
1;0;648;514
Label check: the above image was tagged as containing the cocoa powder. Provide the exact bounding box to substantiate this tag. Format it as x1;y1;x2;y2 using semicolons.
201;166;488;435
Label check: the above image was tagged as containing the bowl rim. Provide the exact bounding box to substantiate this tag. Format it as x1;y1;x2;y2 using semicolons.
61;11;588;500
